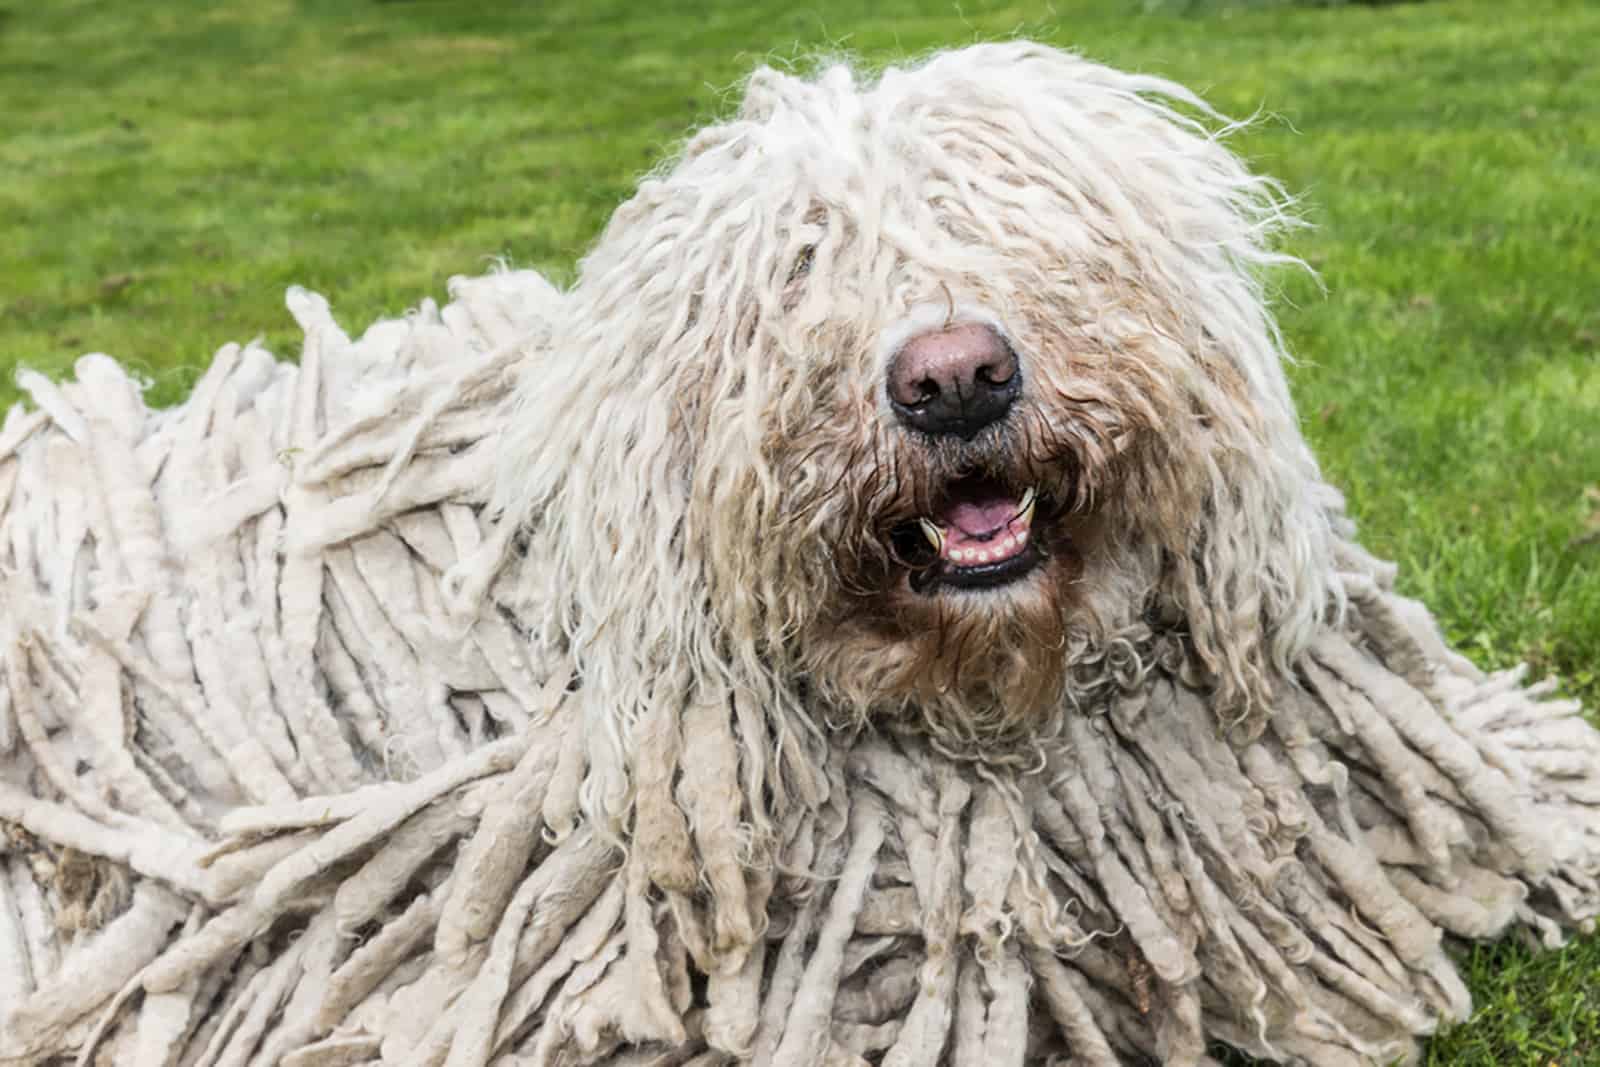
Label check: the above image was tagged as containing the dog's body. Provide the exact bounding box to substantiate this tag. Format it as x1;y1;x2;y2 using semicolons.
0;42;1597;1067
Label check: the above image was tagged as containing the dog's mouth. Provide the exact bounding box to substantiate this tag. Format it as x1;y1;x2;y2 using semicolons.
888;476;1046;593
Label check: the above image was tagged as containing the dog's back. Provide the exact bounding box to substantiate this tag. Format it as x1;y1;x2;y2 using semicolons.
0;268;575;1062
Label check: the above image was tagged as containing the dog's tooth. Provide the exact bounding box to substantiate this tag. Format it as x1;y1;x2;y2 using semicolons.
977;550;991;564
1017;487;1037;524
918;518;944;553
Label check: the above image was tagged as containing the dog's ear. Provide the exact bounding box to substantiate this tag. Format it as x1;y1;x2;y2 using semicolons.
490;102;827;826
1148;364;1346;728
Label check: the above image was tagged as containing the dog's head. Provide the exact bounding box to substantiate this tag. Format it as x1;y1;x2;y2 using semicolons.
498;42;1342;757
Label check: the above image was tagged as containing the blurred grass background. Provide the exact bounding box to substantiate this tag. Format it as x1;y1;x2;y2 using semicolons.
2;0;1598;1061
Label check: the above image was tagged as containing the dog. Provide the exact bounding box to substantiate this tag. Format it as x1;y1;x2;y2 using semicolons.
1;40;1595;1067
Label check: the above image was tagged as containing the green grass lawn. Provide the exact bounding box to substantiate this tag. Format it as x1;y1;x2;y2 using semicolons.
3;0;1598;1062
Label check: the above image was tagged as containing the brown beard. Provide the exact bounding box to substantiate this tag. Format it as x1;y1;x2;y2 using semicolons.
790;400;1126;740
812;546;1090;737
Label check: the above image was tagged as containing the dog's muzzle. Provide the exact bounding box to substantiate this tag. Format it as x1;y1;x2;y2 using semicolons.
884;322;1047;592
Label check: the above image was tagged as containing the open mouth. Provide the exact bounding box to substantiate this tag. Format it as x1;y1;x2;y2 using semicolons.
890;476;1044;592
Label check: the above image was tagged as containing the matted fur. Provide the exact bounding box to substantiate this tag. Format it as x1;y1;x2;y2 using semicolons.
0;41;1597;1067
496;44;1340;786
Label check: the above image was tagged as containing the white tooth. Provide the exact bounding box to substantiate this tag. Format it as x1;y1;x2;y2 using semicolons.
1002;536;1015;551
1019;486;1037;512
977;550;991;563
952;549;967;563
918;518;944;552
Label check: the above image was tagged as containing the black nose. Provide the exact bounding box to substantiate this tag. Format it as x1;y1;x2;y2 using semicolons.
886;322;1020;438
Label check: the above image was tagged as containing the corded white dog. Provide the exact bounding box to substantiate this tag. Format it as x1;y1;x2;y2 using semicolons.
0;41;1596;1067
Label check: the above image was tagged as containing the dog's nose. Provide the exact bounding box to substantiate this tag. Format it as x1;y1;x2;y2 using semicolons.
887;322;1019;438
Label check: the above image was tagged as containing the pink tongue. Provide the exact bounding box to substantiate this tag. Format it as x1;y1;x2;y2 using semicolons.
942;495;1019;548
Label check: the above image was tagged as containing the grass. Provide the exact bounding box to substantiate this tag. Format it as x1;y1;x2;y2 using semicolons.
2;0;1598;1062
